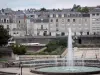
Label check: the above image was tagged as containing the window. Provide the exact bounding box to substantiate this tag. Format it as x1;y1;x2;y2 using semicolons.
19;21;20;23
37;32;39;35
58;14;61;17
56;24;58;27
43;31;47;36
56;33;59;36
85;19;87;22
78;38;82;44
56;28;59;31
7;25;9;30
94;32;96;35
38;15;41;17
1;20;3;23
51;19;53;22
56;19;58;22
79;14;81;17
62;19;64;23
87;32;89;35
49;32;51;36
7;20;9;23
74;32;76;35
30;15;34;17
61;32;65;36
13;32;16;34
68;19;70;22
97;13;99;16
79;19;81;23
64;14;67;17
53;14;55;17
4;19;6;23
92;13;95;16
73;19;75;22
41;25;43;29
68;14;70;17
48;15;50;18
80;32;83;35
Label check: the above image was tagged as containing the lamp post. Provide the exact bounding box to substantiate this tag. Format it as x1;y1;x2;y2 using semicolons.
20;62;22;75
73;35;78;47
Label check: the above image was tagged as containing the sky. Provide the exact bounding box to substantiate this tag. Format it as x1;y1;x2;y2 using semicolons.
1;0;100;10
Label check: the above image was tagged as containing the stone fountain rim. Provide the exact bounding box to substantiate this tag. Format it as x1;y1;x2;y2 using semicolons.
31;66;100;75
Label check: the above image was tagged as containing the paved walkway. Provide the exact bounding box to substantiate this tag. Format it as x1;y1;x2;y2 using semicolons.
0;67;100;75
0;68;41;75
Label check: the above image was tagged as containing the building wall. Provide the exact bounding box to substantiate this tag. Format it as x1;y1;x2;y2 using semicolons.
10;30;26;37
49;15;90;36
90;12;100;34
16;19;26;30
33;23;49;36
1;9;100;37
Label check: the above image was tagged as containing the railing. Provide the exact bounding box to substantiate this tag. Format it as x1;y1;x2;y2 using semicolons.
13;58;100;67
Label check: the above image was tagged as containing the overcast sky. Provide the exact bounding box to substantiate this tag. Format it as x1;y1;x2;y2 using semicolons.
1;0;100;10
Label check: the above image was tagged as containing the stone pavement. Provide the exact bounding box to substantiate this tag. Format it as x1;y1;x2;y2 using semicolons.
0;68;41;75
0;67;100;75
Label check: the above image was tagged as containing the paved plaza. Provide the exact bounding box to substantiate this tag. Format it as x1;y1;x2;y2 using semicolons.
0;68;41;75
0;67;100;75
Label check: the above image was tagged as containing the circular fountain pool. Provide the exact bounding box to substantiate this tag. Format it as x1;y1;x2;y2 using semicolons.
31;66;100;75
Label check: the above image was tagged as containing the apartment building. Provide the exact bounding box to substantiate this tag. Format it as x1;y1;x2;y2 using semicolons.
0;7;100;37
32;10;90;36
90;8;100;35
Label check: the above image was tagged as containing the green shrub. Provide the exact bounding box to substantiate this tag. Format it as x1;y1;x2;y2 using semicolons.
11;44;27;55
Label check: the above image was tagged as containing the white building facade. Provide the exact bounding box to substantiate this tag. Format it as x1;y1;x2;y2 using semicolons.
1;8;100;37
90;8;100;35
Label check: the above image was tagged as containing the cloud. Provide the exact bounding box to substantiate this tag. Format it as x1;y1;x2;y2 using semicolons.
0;0;100;10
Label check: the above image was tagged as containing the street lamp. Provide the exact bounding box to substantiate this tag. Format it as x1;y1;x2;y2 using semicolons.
20;62;22;75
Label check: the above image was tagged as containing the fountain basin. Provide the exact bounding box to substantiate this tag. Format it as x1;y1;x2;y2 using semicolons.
31;66;100;75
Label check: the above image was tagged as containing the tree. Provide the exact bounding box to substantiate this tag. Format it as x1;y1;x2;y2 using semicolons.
76;5;81;12
40;8;46;11
44;38;68;53
0;25;10;46
45;40;57;52
12;44;27;55
73;4;77;9
81;7;89;13
72;4;89;13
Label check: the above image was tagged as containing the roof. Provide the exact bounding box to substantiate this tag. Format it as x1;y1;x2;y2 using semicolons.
90;8;100;13
15;10;24;15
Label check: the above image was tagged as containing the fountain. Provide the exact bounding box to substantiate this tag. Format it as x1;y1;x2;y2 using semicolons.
31;28;100;75
67;28;74;66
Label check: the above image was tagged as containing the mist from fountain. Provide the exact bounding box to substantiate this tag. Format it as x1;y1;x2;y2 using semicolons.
67;28;74;66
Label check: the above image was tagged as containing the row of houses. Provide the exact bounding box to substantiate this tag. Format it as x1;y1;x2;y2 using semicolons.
0;7;100;37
